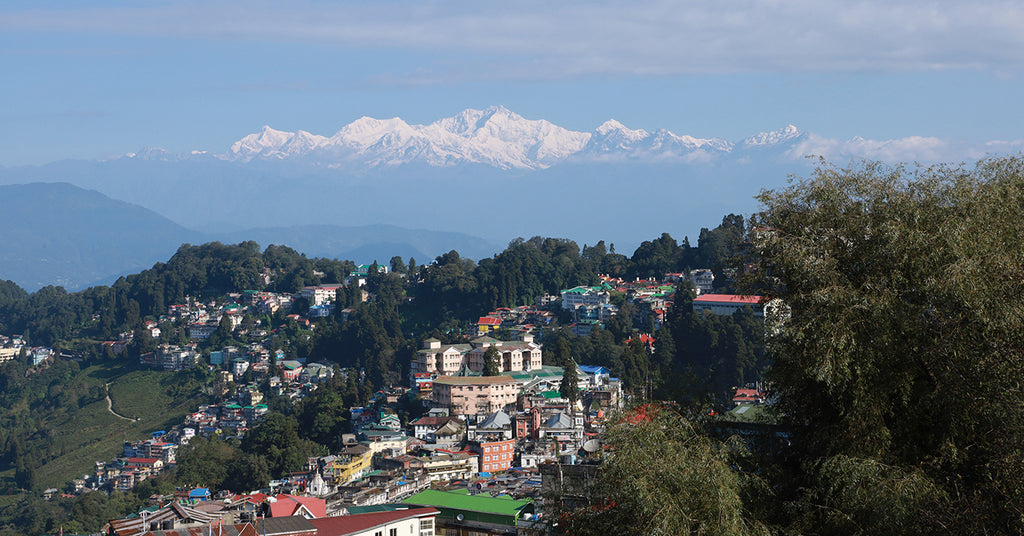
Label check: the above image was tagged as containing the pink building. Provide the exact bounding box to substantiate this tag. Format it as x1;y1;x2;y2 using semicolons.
432;376;518;416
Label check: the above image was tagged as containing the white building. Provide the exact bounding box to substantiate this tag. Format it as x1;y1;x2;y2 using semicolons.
689;269;715;295
560;285;611;310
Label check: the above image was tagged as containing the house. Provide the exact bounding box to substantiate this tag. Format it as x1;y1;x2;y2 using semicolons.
689;268;715;294
300;285;342;306
378;413;402;431
560;285;611;310
267;494;326;519
538;412;586;450
732;387;764;405
514;408;543;440
308;508;438;536
692;294;765;318
279;360;304;381
466;410;513;442
476;316;502;336
409;452;478;482
409;416;464;442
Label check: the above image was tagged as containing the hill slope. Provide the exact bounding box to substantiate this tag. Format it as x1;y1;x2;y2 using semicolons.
0;183;204;291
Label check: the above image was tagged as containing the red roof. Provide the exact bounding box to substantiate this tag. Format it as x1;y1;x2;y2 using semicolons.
268;494;326;518
126;457;160;464
477;317;501;325
693;294;763;305
309;508;439;536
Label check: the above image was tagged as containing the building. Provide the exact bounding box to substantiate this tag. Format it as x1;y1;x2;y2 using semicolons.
560;285;611;311
412;335;542;378
308;508;438;536
328;445;373;485
471;438;516;473
689;268;715;294
405;490;535;535
410;416;464;442
692;294;765;318
300;285;342;306
140;345;199;371
432;376;518;416
476;316;502;336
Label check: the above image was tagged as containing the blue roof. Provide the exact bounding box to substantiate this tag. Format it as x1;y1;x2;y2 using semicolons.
189;488;210;497
577;365;609;374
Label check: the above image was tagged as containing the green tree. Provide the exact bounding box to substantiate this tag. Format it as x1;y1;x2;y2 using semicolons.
559;359;580;406
555;406;768;536
751;157;1024;534
482;346;500;376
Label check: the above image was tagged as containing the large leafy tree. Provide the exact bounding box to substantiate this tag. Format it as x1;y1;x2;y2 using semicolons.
554;406;769;536
752;157;1024;534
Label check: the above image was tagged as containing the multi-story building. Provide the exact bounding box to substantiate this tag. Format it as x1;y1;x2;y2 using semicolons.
470;438;516;473
432;376;518;416
300;285;342;306
328;444;373;485
560;285;611;310
689;269;715;294
412;335;542;378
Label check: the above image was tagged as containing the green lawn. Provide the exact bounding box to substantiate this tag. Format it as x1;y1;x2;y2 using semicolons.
32;366;206;490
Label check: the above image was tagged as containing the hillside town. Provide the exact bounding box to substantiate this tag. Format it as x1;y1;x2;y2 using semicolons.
26;264;770;536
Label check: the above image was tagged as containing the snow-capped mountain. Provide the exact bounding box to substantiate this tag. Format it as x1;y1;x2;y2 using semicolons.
742;124;802;147
224;106;594;170
212;106;802;170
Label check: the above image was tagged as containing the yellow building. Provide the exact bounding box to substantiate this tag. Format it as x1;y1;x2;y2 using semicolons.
329;444;372;485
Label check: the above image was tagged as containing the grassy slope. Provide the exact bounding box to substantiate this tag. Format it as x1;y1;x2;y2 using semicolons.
32;365;205;490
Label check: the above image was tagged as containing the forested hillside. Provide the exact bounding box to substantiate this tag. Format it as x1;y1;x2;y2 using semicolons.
0;215;761;535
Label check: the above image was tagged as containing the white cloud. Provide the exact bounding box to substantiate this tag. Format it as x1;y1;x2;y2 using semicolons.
4;0;1024;77
787;133;1024;163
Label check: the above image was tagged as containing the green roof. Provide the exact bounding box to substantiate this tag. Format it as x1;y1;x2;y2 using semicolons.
540;390;562;399
406;489;533;518
505;365;564;382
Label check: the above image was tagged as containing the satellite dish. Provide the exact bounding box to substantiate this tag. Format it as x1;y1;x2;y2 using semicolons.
582;439;602;453
456;514;465;521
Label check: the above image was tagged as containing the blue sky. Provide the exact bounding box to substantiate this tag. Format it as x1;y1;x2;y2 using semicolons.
3;0;1024;166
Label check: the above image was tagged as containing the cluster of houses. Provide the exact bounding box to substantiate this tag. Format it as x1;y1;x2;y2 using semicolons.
0;334;56;366
57;262;775;535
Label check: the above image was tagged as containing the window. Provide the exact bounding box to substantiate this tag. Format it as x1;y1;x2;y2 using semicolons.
390;529;398;536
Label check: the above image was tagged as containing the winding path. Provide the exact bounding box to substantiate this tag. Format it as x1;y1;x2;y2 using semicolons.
105;382;138;422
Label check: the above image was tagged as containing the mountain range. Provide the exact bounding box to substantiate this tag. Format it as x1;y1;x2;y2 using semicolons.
137;105;804;170
0;106;852;291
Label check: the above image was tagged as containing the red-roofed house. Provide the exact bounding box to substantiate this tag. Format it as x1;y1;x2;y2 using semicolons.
732;387;764;405
267;494;326;519
476;316;502;336
124;458;164;471
309;508;438;536
692;294;765;318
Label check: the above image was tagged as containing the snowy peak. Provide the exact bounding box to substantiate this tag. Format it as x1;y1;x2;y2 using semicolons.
743;124;802;147
595;119;649;141
229;125;329;161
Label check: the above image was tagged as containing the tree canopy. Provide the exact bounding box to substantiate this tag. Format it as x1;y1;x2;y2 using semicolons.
751;157;1024;534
